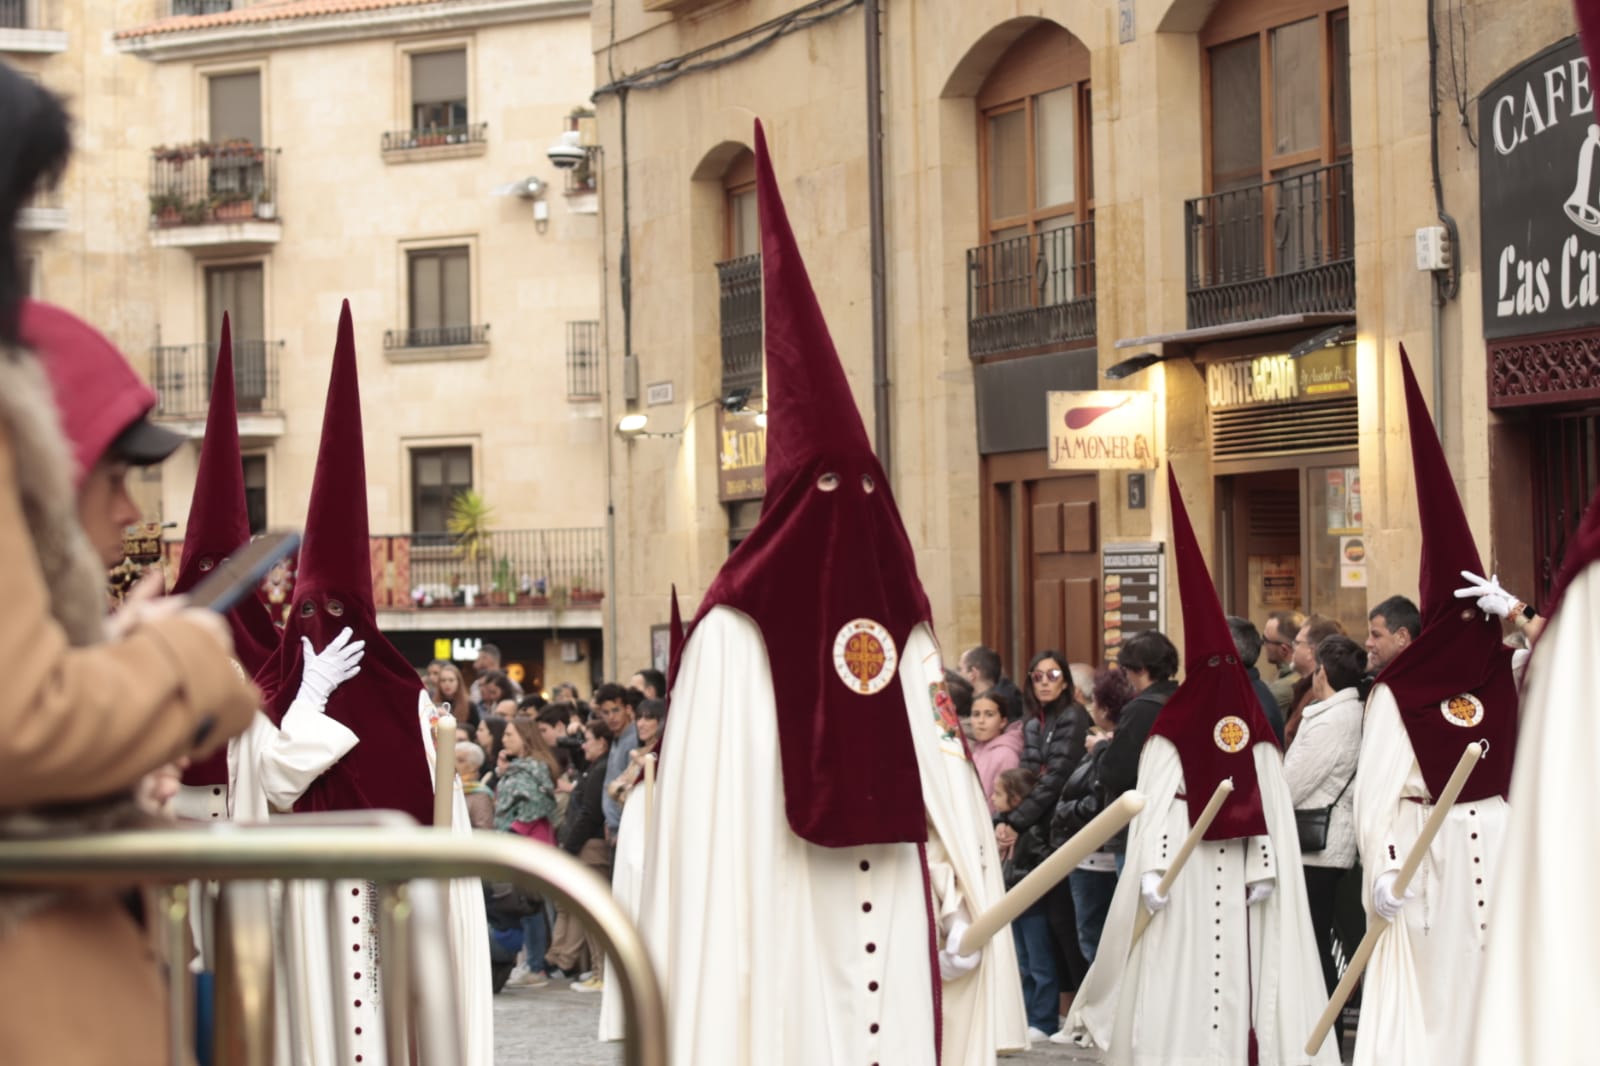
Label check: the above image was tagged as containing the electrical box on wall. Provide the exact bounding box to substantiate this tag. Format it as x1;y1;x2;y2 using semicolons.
1415;226;1451;272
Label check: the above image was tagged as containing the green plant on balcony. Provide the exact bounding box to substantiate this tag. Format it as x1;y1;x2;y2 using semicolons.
148;191;184;225
447;491;494;597
490;555;516;607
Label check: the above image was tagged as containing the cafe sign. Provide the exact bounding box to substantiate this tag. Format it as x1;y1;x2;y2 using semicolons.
1479;37;1600;339
1047;391;1156;471
717;407;766;502
1205;345;1357;410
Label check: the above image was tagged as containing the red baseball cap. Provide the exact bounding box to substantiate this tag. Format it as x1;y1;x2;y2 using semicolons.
17;299;182;488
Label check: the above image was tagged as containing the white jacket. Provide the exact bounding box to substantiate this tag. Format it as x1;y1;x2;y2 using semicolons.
1283;685;1362;868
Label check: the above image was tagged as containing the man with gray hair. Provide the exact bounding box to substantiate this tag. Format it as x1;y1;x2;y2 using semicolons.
1262;609;1305;712
1228;615;1286;746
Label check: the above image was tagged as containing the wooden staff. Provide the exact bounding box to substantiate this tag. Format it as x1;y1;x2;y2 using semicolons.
1303;742;1483;1056
962;791;1146;952
433;714;456;829
643;754;657;841
1129;777;1235;947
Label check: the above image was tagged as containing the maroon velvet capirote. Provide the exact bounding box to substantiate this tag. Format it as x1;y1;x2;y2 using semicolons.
171;314;282;786
681;121;928;848
1374;347;1518;804
251;302;434;827
1148;467;1276;841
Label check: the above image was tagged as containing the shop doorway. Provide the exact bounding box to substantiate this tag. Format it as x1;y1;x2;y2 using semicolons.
1216;452;1365;636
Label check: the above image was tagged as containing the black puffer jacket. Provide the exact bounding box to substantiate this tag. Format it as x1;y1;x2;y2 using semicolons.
1000;697;1091;836
1049;742;1109;851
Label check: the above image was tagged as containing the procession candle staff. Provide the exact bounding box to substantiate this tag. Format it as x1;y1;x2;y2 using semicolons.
1347;348;1525;1066
1064;467;1337;1066
626;120;1028;1066
1128;778;1233;947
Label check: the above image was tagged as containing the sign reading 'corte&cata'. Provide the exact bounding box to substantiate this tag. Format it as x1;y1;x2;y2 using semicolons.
1047;391;1155;470
1479;36;1600;339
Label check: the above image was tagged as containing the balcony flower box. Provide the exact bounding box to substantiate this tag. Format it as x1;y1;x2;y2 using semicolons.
214;199;254;222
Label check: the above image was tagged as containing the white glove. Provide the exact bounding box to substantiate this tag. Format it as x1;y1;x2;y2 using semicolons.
1245;880;1275;906
937;913;982;982
1454;570;1518;619
297;627;365;706
1140;871;1170;915
1372;870;1414;922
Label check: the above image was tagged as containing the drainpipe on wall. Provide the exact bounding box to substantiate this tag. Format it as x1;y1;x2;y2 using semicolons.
1426;0;1462;439
865;0;891;475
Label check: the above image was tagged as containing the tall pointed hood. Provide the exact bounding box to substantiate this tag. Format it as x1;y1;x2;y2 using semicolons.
253;302;434;826
682;121;929;848
1149;468;1275;840
173;314;281;788
1376;345;1518;803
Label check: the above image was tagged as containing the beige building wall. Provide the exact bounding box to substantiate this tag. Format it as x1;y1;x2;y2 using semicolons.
8;0;162;516
115;1;605;544
597;0;1581;669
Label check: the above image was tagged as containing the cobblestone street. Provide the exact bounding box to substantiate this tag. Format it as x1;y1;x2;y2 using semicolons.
492;976;1102;1063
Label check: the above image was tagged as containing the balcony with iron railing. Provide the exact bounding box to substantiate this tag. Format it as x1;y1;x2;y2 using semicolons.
717;254;763;394
150;339;284;438
148;141;282;251
170;0;235;13
567;320;601;401
0;0;67;52
966;220;1096;358
381;527;606;613
380;122;489;163
1185;159;1354;330
383;323;491;357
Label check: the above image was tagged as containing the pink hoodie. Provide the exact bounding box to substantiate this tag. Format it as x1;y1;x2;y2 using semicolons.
970;719;1025;814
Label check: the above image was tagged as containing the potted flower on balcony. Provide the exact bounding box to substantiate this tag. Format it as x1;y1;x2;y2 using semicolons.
213;191;254;222
148;191;183;227
488;556;515;607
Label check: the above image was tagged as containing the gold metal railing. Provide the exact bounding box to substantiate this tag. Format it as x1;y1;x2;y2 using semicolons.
0;824;666;1066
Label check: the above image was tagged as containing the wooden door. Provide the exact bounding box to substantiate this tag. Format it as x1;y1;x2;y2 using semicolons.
1223;468;1302;620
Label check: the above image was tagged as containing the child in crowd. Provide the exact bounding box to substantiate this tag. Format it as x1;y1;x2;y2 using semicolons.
971;688;1025;814
994;766;1058;1041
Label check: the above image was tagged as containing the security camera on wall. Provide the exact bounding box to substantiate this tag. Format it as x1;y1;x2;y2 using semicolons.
547;130;587;170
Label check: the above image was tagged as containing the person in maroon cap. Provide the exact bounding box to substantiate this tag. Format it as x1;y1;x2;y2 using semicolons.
1066;468;1336;1065
1351;349;1525;1066
251;303;491;1066
632;122;1025;1066
0;294;258;1065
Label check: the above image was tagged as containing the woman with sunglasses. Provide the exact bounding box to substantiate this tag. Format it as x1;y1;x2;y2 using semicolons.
993;649;1093;1041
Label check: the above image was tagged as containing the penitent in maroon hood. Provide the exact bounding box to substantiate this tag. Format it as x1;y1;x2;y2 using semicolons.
172;313;282;787
683;121;930;849
252;302;434;827
1148;467;1279;841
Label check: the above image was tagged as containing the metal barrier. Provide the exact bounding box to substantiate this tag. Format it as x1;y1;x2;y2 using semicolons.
0;823;666;1066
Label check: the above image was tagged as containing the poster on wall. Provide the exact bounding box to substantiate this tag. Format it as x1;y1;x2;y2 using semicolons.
1324;466;1363;534
1102;541;1164;665
650;624;671;676
1339;535;1369;588
1259;556;1302;607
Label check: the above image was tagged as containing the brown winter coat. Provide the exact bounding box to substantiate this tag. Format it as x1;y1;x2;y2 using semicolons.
0;349;259;1065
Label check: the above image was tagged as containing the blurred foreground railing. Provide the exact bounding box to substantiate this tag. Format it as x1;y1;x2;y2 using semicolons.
0;820;666;1066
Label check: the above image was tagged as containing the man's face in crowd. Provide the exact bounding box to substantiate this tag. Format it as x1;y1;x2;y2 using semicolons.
596;698;628;734
77;458;140;568
1292;624;1317;676
480;678;502;704
1366;613;1410;673
1263;620;1292;667
475;650;496;673
628;672;656;699
957;650;982;687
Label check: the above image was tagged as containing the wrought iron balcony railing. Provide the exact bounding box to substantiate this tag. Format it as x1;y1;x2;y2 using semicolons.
151;340;283;420
388;527;606;610
966;219;1096;358
380;123;488;152
170;0;235;14
717;254;762;394
1185;159;1354;329
383;323;490;350
567;320;601;400
148;142;280;228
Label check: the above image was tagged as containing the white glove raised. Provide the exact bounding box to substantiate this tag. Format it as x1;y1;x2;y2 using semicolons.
1454;570;1519;619
297;627;366;707
1245;880;1275;906
1372;870;1414;922
938;913;982;982
1140;871;1170;915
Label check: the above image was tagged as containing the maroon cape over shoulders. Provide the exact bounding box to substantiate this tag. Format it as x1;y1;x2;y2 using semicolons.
680;122;928;848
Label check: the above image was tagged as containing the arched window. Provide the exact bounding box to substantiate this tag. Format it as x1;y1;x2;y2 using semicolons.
724;148;757;259
716;148;762;396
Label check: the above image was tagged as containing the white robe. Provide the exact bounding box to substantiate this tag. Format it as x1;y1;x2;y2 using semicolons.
1352;683;1509;1066
1067;737;1337;1066
632;606;1026;1066
184;691;493;1066
596;792;645;1042
1469;575;1598;1063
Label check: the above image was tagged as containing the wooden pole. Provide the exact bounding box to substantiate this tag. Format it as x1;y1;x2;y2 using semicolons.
1303;742;1483;1056
1129;778;1235;948
433;715;456;829
961;791;1146;952
642;754;656;841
